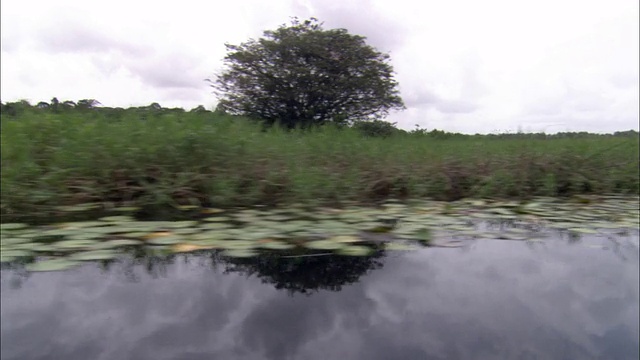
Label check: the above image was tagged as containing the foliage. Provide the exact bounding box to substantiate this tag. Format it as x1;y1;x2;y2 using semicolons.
210;17;405;128
352;119;401;138
222;252;385;295
1;102;638;222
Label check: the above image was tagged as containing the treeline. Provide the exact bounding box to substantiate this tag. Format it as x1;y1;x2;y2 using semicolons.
1;98;637;140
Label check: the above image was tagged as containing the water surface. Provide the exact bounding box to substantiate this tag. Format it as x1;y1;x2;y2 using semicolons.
1;234;638;360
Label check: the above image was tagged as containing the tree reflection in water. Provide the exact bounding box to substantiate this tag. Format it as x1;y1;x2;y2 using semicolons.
1;246;387;295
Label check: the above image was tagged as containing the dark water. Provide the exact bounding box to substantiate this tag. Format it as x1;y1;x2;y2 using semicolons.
1;235;638;360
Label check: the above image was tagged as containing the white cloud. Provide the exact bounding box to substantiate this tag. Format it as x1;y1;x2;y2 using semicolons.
1;0;638;132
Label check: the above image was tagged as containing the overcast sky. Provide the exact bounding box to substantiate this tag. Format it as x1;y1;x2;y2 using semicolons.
1;0;638;133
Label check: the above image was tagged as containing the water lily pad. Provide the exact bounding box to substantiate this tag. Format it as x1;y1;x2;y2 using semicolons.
91;239;142;249
384;243;420;251
100;216;134;222
177;205;200;211
221;249;258;258
431;241;466;248
81;226;120;234
57;204;99;212
0;223;28;231
26;259;80;272
171;243;213;253
495;233;528;241
336;245;373;256
0;249;32;261
204;216;232;222
110;207;140;212
263;214;295;222
146;235;183;245
1;237;32;245
53;240;98;250
304;240;345;250
66;232;107;241
259;241;295;250
328;235;362;244
219;240;258;250
41;228;77;236
121;232;149;239
60;221;110;229
70;250;118;261
168;221;199;228
568;228;599;234
31;245;58;252
172;227;201;235
201;208;225;214
200;223;233;230
412;228;433;243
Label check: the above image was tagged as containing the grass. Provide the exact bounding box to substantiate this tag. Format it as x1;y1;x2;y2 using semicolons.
1;110;638;222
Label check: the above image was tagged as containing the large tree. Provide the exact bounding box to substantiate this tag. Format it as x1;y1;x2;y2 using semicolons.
211;18;405;128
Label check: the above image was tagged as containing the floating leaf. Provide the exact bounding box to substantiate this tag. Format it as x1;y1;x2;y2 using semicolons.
304;240;345;250
495;233;528;241
171;243;212;253
259;241;295;250
201;208;224;214
200;223;233;230
146;235;183;245
31;245;58;252
412;228;433;243
110;207;140;213
337;245;373;256
57;204;99;212
91;239;142;249
204;216;231;222
220;240;258;250
384;243;419;251
328;235;362;244
100;216;134;222
177;205;200;211
0;223;28;231
568;228;599;234
431;241;466;248
1;237;32;245
26;259;80;272
173;227;201;235
70;250;118;261
168;221;199;228
59;221;109;229
0;249;32;261
53;240;98;250
222;249;258;258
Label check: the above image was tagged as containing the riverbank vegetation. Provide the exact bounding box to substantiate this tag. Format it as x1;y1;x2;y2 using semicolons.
1;101;638;222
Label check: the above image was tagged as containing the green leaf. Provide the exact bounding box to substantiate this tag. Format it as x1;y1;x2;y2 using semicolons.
146;236;184;245
53;240;98;250
259;241;295;250
412;228;433;243
221;249;258;258
26;259;80;272
303;240;345;250
336;245;373;256
0;223;28;230
70;250;118;261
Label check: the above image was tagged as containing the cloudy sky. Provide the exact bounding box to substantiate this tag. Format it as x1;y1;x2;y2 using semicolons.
1;0;638;133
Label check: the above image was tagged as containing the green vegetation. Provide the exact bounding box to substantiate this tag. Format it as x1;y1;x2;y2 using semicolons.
211;17;404;128
1;101;638;222
1;196;638;271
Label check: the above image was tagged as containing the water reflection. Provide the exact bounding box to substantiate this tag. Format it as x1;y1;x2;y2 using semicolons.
1;236;638;360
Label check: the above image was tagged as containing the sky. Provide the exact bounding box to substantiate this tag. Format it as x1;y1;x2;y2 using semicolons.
1;0;638;133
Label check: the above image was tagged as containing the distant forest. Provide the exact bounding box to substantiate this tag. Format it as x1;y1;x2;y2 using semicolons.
1;98;638;140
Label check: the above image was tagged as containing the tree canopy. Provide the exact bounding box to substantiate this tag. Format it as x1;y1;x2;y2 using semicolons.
211;17;405;128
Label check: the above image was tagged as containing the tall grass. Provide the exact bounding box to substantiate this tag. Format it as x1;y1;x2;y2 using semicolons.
1;111;638;221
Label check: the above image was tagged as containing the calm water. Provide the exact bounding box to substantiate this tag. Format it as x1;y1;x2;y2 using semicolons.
1;234;638;360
